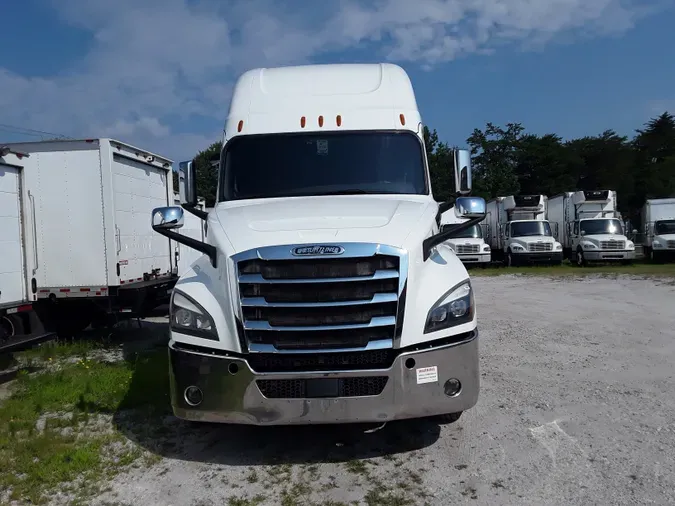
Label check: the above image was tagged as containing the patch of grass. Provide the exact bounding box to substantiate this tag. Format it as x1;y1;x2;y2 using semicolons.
363;482;414;506
0;348;170;504
227;495;266;506
471;260;675;278
344;459;370;476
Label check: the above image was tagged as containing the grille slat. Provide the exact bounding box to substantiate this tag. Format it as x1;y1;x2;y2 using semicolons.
256;377;388;398
600;240;625;250
528;242;553;252
236;250;402;350
667;240;675;249
456;244;480;254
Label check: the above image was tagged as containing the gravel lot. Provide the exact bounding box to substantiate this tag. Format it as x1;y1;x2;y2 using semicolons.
89;274;675;506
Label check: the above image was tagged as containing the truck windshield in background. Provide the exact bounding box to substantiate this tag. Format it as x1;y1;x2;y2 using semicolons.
580;218;623;235
452;224;483;239
655;220;675;235
219;131;427;200
511;221;552;237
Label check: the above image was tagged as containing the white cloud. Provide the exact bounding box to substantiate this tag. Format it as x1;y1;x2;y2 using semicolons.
0;0;663;162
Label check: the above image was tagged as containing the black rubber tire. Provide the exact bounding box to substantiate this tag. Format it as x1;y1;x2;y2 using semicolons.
436;411;463;425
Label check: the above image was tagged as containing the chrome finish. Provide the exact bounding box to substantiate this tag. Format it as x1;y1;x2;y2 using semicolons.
454;196;486;219
238;269;399;284
528;242;553;252
244;316;397;332
151;206;184;230
455;244;480;254
454;149;473;195
248;338;393;354
600;240;625;250
169;330;479;425
231;243;409;353
241;292;398;308
291;245;345;256
668;240;675;249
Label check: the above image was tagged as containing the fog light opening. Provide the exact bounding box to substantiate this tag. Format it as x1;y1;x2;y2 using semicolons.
444;378;461;397
228;362;239;375
184;386;203;406
405;358;416;369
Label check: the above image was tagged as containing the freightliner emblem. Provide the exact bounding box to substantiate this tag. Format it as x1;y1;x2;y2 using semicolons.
292;245;345;256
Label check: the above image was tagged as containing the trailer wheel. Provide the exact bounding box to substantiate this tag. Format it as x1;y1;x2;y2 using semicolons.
435;411;463;425
0;314;25;342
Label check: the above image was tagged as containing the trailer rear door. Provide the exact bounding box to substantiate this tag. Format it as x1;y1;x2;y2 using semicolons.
0;162;26;306
111;154;172;283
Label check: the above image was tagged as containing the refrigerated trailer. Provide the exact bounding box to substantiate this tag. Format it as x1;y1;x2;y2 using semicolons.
0;139;178;337
485;194;563;266
0;148;55;353
641;198;675;263
548;190;635;265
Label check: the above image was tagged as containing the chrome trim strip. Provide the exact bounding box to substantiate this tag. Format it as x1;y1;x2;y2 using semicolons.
244;316;396;331
238;269;399;284
247;338;394;354
241;293;398;307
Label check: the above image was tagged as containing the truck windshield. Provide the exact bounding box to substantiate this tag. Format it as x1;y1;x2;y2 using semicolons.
452;224;483;239
580;219;623;235
655;220;675;235
219;131;427;200
510;221;552;237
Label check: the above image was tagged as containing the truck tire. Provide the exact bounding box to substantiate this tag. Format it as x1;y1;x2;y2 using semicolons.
575;248;586;267
435;411;463;425
0;314;25;343
506;249;514;267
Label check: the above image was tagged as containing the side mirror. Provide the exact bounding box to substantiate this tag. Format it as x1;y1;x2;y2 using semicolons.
152;206;184;231
453;196;485;219
580;230;586;236
453;149;472;195
632;229;638;235
179;160;197;207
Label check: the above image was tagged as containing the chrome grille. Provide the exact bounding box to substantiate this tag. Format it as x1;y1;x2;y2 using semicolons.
667;240;675;249
234;244;406;352
528;242;553;252
600;240;625;250
456;244;480;254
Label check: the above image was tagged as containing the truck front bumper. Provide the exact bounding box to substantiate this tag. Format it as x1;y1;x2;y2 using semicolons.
168;330;479;425
457;253;491;264
583;249;635;261
513;251;563;264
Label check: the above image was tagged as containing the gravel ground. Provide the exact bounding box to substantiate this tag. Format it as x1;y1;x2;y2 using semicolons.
89;274;675;506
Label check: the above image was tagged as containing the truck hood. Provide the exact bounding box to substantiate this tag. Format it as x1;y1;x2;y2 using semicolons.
581;234;630;244
213;195;433;253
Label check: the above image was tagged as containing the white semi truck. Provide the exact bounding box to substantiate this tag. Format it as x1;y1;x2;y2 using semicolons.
0;147;56;354
151;63;487;427
440;209;491;265
0;139;178;339
485;194;563;266
548;190;635;266
641;198;675;263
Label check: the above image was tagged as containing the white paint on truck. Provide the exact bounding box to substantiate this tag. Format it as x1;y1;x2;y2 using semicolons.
153;62;487;427
548;190;635;265
641;197;675;262
0;157;26;306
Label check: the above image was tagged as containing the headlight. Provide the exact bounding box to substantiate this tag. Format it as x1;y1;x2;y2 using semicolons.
424;281;474;334
627;241;635;250
554;243;562;250
170;290;218;340
511;244;525;251
581;242;597;250
653;241;663;248
482;245;490;252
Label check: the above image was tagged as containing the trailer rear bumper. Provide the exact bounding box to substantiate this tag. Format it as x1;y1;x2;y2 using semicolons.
168;330;479;425
0;332;57;355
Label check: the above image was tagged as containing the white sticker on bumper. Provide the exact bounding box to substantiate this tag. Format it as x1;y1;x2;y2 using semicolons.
416;366;438;384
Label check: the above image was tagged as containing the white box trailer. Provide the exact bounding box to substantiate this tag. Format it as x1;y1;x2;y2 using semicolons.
485;195;562;266
547;190;635;265
173;192;207;275
1;139;178;336
0;148;55;352
641;198;675;262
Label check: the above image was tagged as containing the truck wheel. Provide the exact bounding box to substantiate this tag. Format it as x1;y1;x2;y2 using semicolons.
506;250;514;267
650;249;661;264
0;314;25;343
575;249;586;267
435;412;463;424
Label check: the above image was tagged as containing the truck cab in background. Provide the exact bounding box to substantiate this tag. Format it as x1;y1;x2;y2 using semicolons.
486;194;563;267
641;198;675;263
441;209;491;266
548;190;635;266
151;62;486;427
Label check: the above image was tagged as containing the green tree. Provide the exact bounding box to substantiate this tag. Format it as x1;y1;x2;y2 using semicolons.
424;125;454;201
633;112;675;209
514;133;577;196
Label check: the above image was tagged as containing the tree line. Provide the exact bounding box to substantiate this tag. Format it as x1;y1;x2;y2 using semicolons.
182;111;675;222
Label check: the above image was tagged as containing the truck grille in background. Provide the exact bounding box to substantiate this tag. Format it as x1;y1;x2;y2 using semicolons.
456;244;480;254
528;242;553;252
256;377;388;398
667;241;675;249
600;240;625;250
237;253;402;350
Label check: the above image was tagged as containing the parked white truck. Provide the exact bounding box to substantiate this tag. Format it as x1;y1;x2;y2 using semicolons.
548;190;635;266
0;139;178;338
151;63;487;427
0;147;56;353
440;209;491;265
641;198;675;263
485;194;563;266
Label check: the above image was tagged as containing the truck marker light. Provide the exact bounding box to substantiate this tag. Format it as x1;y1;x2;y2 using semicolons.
444;378;461;397
300;116;306;128
318;115;324;127
336;115;342;126
399;113;406;125
237;120;244;132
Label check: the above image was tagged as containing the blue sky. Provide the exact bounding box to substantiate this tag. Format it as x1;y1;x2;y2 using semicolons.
1;0;674;163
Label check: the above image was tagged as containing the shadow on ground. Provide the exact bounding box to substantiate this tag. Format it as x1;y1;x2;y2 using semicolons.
111;340;443;466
